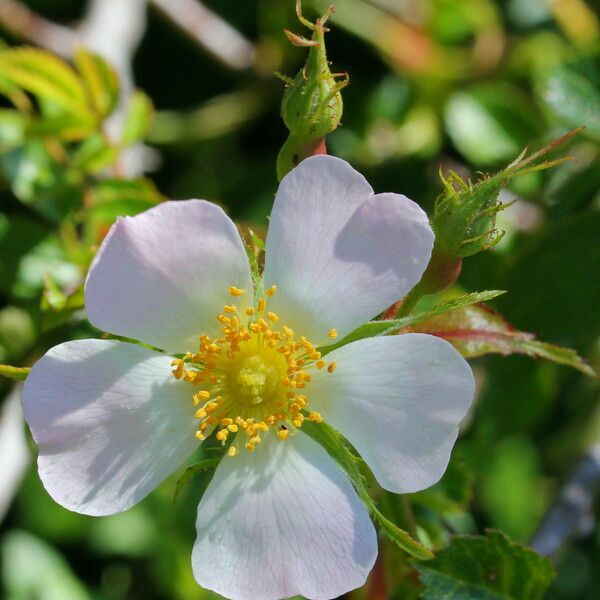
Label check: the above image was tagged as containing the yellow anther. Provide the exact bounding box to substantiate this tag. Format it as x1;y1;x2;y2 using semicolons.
327;362;337;373
176;284;330;453
195;431;205;440
266;285;277;297
308;411;323;423
328;328;338;338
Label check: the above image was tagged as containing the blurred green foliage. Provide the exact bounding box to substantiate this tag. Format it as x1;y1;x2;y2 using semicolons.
0;0;599;599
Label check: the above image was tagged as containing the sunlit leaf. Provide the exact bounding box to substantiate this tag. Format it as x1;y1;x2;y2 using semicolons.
445;83;541;166
536;62;600;142
415;530;555;600
412;303;595;377
0;47;92;119
74;48;120;118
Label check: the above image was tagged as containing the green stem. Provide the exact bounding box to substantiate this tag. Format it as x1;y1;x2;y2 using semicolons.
401;496;418;539
396;281;425;317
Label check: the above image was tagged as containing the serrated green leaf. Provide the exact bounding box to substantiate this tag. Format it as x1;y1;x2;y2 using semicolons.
121;91;153;145
320;290;506;354
74;48;119;118
413;303;595;377
172;457;222;504
0;47;91;118
415;531;555;600
302;420;433;559
0;364;30;381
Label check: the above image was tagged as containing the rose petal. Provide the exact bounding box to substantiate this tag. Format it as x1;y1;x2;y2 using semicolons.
86;200;253;352
21;339;199;516
264;155;433;345
192;432;377;600
309;334;474;493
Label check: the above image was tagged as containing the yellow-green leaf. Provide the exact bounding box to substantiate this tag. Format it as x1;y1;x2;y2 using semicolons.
121;91;153;145
0;47;91;118
74;48;119;118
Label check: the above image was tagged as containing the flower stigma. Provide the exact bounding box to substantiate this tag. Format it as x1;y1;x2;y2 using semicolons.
171;285;335;455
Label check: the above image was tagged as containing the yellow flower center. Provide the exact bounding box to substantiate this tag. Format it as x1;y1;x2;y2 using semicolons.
171;285;338;456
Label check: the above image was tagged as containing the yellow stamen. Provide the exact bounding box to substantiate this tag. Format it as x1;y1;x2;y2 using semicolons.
176;284;339;455
328;328;338;338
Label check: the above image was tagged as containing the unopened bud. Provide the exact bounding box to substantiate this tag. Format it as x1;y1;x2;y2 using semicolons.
432;170;509;258
276;2;348;179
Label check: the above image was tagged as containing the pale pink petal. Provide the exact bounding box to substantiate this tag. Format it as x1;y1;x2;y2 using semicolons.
309;334;474;493
192;432;377;600
85;200;253;352
21;339;198;516
264;156;434;345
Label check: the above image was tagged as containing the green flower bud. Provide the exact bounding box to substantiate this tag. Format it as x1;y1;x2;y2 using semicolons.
432;170;509;258
432;128;579;258
276;2;348;180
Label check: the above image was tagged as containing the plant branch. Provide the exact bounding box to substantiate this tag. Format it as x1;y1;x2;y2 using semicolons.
150;0;256;71
0;0;78;56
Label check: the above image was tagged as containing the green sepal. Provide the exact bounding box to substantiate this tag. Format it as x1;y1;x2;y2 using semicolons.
172;457;222;504
319;290;506;354
302;420;433;560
